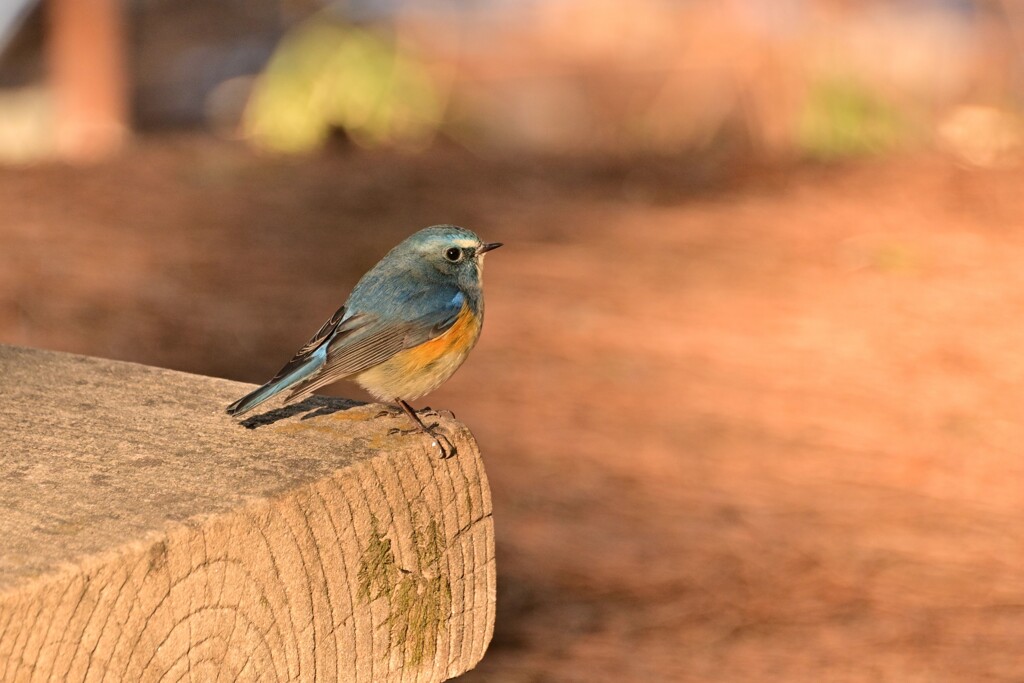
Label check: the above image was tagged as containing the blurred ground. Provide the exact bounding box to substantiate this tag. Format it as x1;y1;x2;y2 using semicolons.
3;137;1024;681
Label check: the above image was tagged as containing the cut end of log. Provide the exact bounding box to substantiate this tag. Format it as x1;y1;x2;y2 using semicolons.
0;344;495;682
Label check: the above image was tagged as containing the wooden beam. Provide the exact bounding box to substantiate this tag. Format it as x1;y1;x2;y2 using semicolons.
0;345;495;682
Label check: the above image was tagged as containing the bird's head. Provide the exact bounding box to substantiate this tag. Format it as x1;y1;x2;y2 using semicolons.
405;225;502;287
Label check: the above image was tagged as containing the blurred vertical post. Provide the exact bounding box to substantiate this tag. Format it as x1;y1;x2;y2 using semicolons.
47;0;129;161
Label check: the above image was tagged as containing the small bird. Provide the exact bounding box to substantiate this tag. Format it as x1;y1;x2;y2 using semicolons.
227;225;502;458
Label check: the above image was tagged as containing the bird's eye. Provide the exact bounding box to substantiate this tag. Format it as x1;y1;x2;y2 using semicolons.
445;247;462;262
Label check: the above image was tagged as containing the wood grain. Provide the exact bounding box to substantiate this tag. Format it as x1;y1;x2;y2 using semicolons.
0;345;495;682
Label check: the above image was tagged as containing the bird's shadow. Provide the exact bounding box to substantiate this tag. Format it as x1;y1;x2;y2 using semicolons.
239;395;369;430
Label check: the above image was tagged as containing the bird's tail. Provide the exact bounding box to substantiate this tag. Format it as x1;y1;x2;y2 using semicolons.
226;350;326;416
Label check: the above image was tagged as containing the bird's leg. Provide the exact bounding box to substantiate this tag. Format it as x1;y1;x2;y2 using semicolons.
396;398;456;459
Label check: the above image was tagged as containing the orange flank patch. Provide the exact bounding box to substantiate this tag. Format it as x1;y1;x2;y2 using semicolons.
401;304;482;371
354;303;483;401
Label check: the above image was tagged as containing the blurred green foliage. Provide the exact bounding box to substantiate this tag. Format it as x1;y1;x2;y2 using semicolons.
244;20;443;153
798;77;908;160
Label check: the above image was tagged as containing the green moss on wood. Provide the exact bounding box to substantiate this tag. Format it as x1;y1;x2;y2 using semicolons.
357;513;452;668
357;514;399;601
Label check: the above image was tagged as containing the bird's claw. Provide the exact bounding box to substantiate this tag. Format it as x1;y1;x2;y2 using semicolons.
431;432;457;459
418;407;456;420
388;424;456;458
388;426;416;436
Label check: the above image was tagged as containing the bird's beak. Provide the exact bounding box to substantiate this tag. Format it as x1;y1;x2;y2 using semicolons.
478;242;503;254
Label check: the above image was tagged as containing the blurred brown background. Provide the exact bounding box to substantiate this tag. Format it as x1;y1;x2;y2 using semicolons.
3;0;1024;680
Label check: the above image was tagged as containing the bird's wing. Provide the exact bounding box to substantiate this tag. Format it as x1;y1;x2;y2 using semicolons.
225;304;376;415
284;288;465;401
301;303;349;354
260;304;364;390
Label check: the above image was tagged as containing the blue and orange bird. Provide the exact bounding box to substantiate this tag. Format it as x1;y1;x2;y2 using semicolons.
226;225;502;458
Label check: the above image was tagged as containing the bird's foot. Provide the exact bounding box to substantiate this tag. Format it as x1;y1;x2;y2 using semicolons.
388;422;436;437
387;420;456;459
375;406;402;419
417;406;457;420
391;399;458;459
